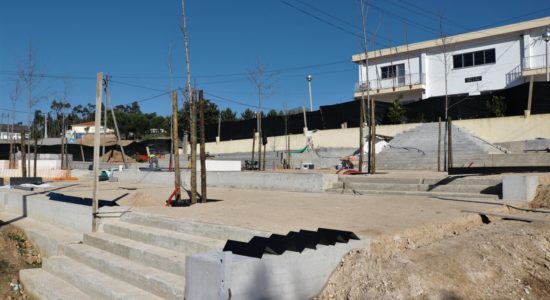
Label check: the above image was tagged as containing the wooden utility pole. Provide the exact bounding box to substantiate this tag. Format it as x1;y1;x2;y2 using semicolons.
92;72;103;232
105;75;128;168
21;128;26;178
171;91;181;202
359;0;370;174
190;90;198;204
199;90;207;203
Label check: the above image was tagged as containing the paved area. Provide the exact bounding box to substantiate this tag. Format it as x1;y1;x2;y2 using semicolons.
36;176;513;238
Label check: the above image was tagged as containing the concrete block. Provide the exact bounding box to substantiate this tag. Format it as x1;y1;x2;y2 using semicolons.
502;175;539;202
185;239;370;300
196;160;241;172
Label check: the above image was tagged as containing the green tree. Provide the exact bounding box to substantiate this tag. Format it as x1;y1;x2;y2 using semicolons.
220;108;237;122
486;95;506;117
267;109;278;118
177;97;220;136
240;108;256;120
387;97;406;124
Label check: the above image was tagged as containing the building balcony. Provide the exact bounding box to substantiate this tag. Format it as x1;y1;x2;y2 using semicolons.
522;54;549;76
354;73;426;98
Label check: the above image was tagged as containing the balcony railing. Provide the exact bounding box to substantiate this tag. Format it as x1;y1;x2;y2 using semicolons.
355;73;425;93
522;54;548;71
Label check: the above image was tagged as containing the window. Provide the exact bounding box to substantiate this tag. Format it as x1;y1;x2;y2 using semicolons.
453;55;462;69
463;53;474;67
453;48;496;69
380;63;405;79
381;65;397;79
485;49;496;64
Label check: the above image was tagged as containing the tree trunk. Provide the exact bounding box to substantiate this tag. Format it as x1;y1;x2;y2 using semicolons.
199;90;207;203
21;129;26;178
171;91;181;202
190;90;197;204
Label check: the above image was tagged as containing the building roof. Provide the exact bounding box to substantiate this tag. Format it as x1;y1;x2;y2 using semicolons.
71;121;96;127
352;16;550;62
0;124;30;132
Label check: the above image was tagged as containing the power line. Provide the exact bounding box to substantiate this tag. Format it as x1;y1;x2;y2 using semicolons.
287;0;400;46
204;91;278;111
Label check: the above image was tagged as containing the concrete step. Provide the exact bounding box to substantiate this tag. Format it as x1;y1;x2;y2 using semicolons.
20;268;93;300
339;177;501;186
327;188;500;200
43;256;163;300
340;177;422;184
0;212;82;258
121;211;269;242
64;243;184;300
83;232;187;276
104;221;224;254
340;182;499;194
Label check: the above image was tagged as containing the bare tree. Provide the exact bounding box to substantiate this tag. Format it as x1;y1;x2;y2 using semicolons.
9;79;21;169
181;0;197;204
18;43;43;177
247;59;274;171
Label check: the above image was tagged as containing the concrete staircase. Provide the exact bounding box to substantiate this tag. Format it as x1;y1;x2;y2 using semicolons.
377;123;507;170
327;176;502;200
20;211;266;300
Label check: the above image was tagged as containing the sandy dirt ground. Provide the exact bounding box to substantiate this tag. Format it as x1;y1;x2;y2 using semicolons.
317;219;550;300
13;172;548;299
0;224;41;300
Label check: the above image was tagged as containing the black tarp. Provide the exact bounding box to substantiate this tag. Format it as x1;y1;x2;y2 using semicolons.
2;82;548;154
208;81;550;142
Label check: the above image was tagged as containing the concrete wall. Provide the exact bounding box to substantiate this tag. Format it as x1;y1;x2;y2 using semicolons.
203;123;420;155
0;190;92;232
202;114;550;155
114;169;338;193
185;239;370;300
454;113;550;143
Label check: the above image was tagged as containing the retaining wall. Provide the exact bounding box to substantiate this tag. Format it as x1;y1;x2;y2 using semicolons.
0;190;92;232
185;239;369;300
202;114;550;155
114;169;338;193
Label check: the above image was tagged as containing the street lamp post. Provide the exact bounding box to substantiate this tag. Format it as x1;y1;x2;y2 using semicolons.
306;74;313;112
543;28;550;82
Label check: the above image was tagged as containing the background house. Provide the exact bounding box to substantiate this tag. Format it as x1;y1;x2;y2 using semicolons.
352;16;550;103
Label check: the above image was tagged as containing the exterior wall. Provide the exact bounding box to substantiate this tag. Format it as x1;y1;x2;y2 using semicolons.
202;114;550;154
354;18;550;102
425;33;522;98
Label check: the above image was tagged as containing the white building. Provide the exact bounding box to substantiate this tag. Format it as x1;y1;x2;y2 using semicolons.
69;121;114;135
352;16;550;103
0;124;30;141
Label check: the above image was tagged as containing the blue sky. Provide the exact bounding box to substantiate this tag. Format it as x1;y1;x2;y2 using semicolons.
1;0;549;123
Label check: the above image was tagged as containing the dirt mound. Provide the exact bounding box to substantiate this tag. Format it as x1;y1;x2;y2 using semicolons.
0;224;41;299
531;185;550;209
79;134;118;147
100;150;136;163
318;220;550;299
